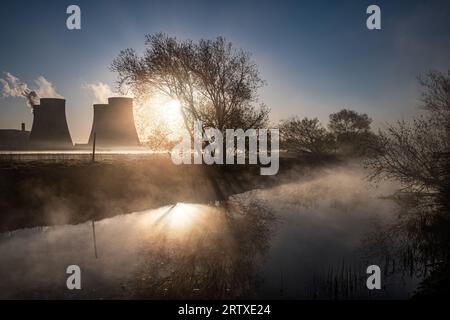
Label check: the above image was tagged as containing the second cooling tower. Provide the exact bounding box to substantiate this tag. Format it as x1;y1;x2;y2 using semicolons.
88;97;140;148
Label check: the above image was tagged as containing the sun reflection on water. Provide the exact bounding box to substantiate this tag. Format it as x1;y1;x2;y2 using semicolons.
139;202;224;241
167;203;199;231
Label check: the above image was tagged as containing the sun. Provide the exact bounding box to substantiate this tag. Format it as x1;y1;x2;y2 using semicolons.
134;93;185;141
162;99;183;127
151;94;184;134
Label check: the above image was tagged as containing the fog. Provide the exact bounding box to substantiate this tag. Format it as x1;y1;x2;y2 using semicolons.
0;163;418;299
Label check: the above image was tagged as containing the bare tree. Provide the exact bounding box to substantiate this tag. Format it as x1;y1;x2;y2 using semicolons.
144;124;180;151
366;116;448;193
111;33;269;137
367;70;450;194
279;117;334;156
328;109;374;155
365;71;450;289
419;70;450;121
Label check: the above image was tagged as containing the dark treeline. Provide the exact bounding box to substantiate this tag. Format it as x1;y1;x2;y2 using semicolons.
279;108;376;158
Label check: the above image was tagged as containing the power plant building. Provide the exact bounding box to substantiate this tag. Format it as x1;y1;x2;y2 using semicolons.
0;123;30;150
0;96;140;150
88;97;140;148
29;98;73;149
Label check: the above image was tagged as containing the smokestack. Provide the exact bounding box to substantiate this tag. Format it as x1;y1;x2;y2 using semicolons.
88;97;140;148
21;123;25;132
29;98;73;149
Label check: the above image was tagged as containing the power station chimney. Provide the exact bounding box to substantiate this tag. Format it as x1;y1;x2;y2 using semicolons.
88;97;140;148
29;98;73;149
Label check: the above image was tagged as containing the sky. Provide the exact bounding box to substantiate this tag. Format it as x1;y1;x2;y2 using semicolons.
1;0;450;143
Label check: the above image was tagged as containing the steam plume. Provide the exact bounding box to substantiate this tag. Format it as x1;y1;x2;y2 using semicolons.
0;72;63;107
83;82;114;104
34;76;63;99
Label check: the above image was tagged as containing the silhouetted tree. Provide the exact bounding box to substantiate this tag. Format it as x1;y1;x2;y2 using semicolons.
366;70;450;297
367;71;450;196
366;117;448;192
279;117;334;156
328;109;373;155
143;125;180;151
111;33;269;137
419;70;450;123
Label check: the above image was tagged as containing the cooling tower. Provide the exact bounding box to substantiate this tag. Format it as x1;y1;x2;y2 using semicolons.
29;98;73;149
88;97;140;148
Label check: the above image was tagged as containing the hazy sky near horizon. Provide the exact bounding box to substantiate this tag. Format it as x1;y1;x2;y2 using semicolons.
1;0;450;143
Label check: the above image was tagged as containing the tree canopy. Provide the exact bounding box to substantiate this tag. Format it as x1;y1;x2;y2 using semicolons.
111;33;269;137
279;117;334;156
328;109;372;138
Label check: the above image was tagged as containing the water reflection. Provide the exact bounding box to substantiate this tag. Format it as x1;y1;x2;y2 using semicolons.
130;201;275;299
0;165;418;299
0;201;274;299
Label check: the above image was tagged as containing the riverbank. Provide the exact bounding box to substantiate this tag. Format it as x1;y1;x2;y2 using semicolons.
0;155;336;232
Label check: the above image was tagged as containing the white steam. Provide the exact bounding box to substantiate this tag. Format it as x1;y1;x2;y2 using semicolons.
83;82;134;104
83;82;114;104
0;72;63;107
34;76;63;99
0;72;28;97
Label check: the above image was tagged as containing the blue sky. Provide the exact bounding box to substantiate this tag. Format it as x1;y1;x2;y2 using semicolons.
1;0;450;143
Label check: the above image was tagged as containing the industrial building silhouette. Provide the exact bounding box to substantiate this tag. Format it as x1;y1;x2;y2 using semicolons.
0;97;140;150
29;98;73;149
0;124;29;149
88;97;140;148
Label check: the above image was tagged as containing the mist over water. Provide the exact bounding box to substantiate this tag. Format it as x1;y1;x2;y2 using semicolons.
234;164;417;298
0;163;417;299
